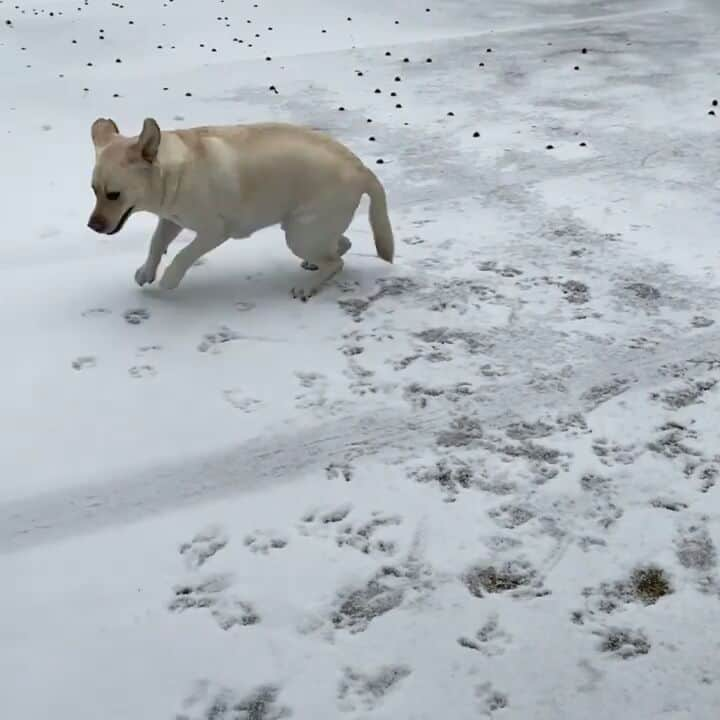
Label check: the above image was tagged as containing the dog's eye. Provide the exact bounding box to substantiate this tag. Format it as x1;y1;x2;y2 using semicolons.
106;191;120;201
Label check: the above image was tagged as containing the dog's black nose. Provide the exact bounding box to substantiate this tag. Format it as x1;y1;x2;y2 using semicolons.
87;215;107;233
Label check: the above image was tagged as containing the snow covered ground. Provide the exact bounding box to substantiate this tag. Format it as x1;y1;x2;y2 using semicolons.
2;0;720;717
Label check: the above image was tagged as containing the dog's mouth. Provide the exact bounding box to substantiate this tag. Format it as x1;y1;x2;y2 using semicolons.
108;205;135;235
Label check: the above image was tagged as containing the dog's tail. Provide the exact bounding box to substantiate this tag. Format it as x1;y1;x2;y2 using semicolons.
363;167;394;263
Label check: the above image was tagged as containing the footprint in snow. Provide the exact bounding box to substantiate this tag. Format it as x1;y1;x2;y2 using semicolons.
338;665;411;712
169;575;260;630
177;681;290;720
244;531;288;555
197;326;240;353
596;627;651;659
81;307;111;318
223;389;261;412
300;504;352;529
72;355;96;371
137;344;162;355
458;612;512;656
179;526;228;569
123;308;151;325
128;364;157;379
475;683;509;714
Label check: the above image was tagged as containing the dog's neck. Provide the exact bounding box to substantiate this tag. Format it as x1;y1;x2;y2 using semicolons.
149;133;187;217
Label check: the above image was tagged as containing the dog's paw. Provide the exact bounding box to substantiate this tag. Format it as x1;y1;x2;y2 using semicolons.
291;285;316;302
159;266;183;290
134;264;156;287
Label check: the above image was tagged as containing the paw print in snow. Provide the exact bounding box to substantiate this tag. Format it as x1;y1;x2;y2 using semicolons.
338;665;411;712
331;552;434;634
244;531;288;555
82;307;111;318
179;526;228;569
177;681;291;720
326;462;353;482
592;438;640;466
138;344;162;355
123;307;150;325
169;574;260;631
300;506;401;556
128;364;157;379
223;389;261;413
294;371;329;411
72;355;96;371
596;627;651;659
299;504;352;535
197;326;241;353
476;683;509;715
488;503;535;529
463;559;546;598
458;613;512;656
335;512;402;556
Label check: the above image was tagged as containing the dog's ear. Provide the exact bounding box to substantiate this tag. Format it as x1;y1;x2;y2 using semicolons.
91;117;119;147
135;117;161;163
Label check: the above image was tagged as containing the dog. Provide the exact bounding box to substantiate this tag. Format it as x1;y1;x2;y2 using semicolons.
87;118;394;299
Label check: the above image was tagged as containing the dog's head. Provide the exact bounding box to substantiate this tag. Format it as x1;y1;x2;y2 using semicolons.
87;117;162;235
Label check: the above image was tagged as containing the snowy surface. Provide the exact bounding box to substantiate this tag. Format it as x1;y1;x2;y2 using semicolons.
2;0;720;717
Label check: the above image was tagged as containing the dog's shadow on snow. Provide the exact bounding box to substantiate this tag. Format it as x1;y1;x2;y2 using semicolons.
137;254;392;320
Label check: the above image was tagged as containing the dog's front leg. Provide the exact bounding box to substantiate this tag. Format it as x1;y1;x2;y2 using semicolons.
135;218;183;286
159;229;228;290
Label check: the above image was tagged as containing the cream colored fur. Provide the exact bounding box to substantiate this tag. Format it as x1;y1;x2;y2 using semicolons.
87;118;394;299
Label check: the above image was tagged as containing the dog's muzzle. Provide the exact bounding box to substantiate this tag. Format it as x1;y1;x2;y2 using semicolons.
88;207;135;235
87;214;107;233
107;206;135;235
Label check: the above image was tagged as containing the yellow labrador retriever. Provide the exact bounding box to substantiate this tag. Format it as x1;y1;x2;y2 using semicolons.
87;118;394;300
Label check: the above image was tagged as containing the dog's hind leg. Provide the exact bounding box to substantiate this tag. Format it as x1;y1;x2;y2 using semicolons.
135;218;183;286
285;204;357;301
159;230;228;290
284;184;361;300
286;233;355;302
291;258;344;301
301;237;351;272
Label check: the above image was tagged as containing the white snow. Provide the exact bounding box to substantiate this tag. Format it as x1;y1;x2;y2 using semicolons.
2;0;720;718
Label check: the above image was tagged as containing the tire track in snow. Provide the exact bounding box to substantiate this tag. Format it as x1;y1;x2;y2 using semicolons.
1;330;718;553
